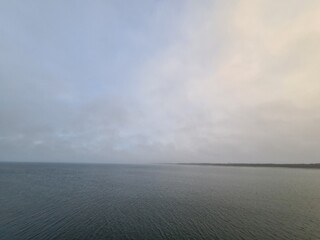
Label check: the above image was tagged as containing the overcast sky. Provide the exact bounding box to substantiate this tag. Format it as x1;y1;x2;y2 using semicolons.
1;0;320;163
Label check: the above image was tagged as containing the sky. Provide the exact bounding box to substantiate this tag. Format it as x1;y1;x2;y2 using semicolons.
0;0;320;164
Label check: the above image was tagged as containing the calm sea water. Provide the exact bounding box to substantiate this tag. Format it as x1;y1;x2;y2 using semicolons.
0;163;319;240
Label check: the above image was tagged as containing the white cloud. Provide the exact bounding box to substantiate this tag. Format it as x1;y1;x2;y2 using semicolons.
133;0;320;163
1;0;320;163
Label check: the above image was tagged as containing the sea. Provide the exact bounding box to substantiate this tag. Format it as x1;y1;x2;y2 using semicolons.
0;162;319;240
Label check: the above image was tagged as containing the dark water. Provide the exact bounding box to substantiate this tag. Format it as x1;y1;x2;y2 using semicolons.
0;163;319;240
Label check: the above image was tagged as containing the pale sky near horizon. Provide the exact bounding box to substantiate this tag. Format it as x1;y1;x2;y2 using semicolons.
1;0;320;163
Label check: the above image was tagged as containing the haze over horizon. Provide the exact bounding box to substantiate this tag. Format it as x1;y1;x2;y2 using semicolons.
1;0;320;164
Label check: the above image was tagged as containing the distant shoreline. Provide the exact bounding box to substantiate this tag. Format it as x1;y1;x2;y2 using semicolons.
176;163;320;169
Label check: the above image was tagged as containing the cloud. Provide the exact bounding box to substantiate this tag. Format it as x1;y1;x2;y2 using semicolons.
133;0;320;163
0;0;319;163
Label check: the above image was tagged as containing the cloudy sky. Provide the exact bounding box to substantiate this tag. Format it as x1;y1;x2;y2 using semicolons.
1;0;320;163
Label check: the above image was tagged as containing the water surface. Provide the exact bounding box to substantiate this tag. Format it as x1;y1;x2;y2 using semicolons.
0;163;319;239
